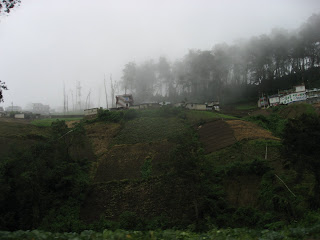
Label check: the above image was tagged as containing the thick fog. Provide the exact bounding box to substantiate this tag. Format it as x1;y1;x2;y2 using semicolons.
0;0;319;111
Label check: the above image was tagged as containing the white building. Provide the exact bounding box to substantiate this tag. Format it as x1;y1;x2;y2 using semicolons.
116;94;134;108
32;103;50;114
84;108;99;116
14;113;25;119
6;106;22;112
185;103;207;111
294;85;306;93
268;95;280;106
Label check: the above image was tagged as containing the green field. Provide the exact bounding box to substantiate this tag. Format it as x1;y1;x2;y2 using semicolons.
0;121;49;138
31;118;83;127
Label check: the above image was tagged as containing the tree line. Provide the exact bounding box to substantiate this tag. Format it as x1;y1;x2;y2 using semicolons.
121;14;320;104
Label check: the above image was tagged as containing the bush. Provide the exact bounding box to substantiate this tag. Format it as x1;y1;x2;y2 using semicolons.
245;113;287;137
124;109;138;120
119;211;142;230
97;109;124;122
140;157;152;179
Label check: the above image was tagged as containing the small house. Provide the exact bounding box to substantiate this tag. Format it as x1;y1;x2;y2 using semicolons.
206;101;220;111
306;88;320;104
268;95;280;107
174;102;185;108
185;103;207;111
116;94;134;108
6;106;22;112
84;108;99;116
159;101;172;106
294;84;306;93
14;113;25;119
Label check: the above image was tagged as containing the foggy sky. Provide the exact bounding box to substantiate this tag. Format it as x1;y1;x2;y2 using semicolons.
0;0;319;110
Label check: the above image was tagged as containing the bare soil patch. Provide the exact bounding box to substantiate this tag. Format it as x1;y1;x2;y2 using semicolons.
250;108;272;117
66;120;80;128
0;117;31;124
198;120;279;154
84;122;121;158
198;120;236;153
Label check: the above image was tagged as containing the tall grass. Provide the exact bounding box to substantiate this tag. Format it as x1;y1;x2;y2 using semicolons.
31;118;83;127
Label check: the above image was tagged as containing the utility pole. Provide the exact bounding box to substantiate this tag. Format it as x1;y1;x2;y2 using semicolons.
63;82;66;115
66;94;69;113
76;81;82;111
85;90;91;109
110;73;115;108
70;90;74;112
104;74;109;109
98;87;101;108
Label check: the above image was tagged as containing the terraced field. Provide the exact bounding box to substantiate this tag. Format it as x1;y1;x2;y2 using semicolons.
198;119;279;153
197;120;236;153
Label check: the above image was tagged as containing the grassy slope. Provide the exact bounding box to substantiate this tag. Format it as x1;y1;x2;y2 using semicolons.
112;117;187;145
185;110;237;124
83;109;294;227
31;118;83;127
0;121;50;138
0;121;50;158
2;106;316;232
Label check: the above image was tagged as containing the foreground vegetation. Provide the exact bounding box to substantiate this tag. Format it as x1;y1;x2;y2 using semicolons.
1;224;320;240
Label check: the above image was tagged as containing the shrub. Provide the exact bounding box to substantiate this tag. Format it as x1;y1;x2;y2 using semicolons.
124;109;138;120
97;109;124;122
141;157;152;179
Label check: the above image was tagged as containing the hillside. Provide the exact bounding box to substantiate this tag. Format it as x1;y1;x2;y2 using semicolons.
78;107;300;230
1;105;320;234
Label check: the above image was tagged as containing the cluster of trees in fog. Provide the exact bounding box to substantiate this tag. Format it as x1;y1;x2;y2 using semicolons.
121;14;320;104
0;0;20;14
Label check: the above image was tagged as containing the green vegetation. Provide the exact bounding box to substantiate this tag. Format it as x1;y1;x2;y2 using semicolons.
275;103;316;118
245;113;287;137
140;157;152;179
0;121;49;138
205;139;281;168
1;106;320;236
185;110;237;124
235;104;257;110
112;117;187;145
31;118;83;127
0;120;93;232
2;226;320;240
283;113;320;209
245;103;317;137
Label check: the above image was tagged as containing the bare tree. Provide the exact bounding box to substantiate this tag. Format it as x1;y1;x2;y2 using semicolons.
0;80;8;102
0;0;21;15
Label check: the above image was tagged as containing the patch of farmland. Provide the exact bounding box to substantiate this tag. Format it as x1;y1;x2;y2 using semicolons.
226;120;279;141
198;120;237;153
198;119;279;153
